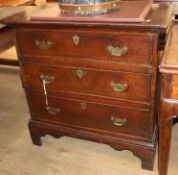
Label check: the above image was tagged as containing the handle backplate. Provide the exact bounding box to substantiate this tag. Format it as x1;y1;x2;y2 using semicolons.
40;75;54;85
35;40;54;50
111;82;128;92
107;45;128;57
46;106;60;115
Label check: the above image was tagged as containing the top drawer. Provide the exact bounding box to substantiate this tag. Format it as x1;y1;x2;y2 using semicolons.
16;29;156;65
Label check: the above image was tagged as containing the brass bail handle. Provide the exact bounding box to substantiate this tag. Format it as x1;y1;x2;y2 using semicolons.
40;74;55;107
106;45;128;57
39;75;59;115
111;116;127;126
111;82;128;92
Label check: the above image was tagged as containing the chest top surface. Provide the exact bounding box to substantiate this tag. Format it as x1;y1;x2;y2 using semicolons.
2;2;174;31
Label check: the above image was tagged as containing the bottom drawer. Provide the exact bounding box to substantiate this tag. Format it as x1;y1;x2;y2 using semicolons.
29;94;149;140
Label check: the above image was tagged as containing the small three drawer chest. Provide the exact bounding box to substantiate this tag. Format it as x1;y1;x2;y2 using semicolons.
3;3;173;171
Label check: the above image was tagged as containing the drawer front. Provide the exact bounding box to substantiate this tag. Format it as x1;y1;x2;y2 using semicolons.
29;94;149;139
22;64;151;102
16;29;154;65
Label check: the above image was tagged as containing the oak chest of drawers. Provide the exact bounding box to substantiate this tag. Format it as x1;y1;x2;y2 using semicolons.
3;3;173;171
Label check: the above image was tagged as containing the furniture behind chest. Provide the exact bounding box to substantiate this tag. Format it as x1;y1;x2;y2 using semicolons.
159;21;178;175
0;0;35;66
0;0;35;7
3;3;173;171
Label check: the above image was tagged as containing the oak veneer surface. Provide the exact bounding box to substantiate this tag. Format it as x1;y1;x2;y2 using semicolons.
2;2;174;172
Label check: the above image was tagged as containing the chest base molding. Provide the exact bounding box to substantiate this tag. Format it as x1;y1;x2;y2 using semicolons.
28;119;157;170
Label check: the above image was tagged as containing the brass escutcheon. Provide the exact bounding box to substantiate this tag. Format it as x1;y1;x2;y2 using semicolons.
80;102;87;110
110;116;127;126
35;40;54;50
72;35;80;46
106;45;128;57
46;106;61;115
110;82;128;92
40;75;54;85
75;69;86;79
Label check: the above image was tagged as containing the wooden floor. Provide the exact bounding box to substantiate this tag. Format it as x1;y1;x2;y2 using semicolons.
0;49;178;175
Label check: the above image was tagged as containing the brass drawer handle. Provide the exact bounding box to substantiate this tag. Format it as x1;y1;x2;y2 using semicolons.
111;116;127;126
35;40;54;50
106;45;128;57
46;106;61;115
110;82;128;92
75;69;86;79
40;75;54;85
72;35;80;46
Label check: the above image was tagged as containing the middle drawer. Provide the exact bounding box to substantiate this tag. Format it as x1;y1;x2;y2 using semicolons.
22;63;151;102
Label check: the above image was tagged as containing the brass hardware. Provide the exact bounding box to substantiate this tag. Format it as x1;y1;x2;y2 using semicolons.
35;40;54;50
46;106;60;115
75;69;86;79
111;116;127;126
80;102;87;110
72;35;80;46
40;75;54;85
110;82;128;92
106;45;128;57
